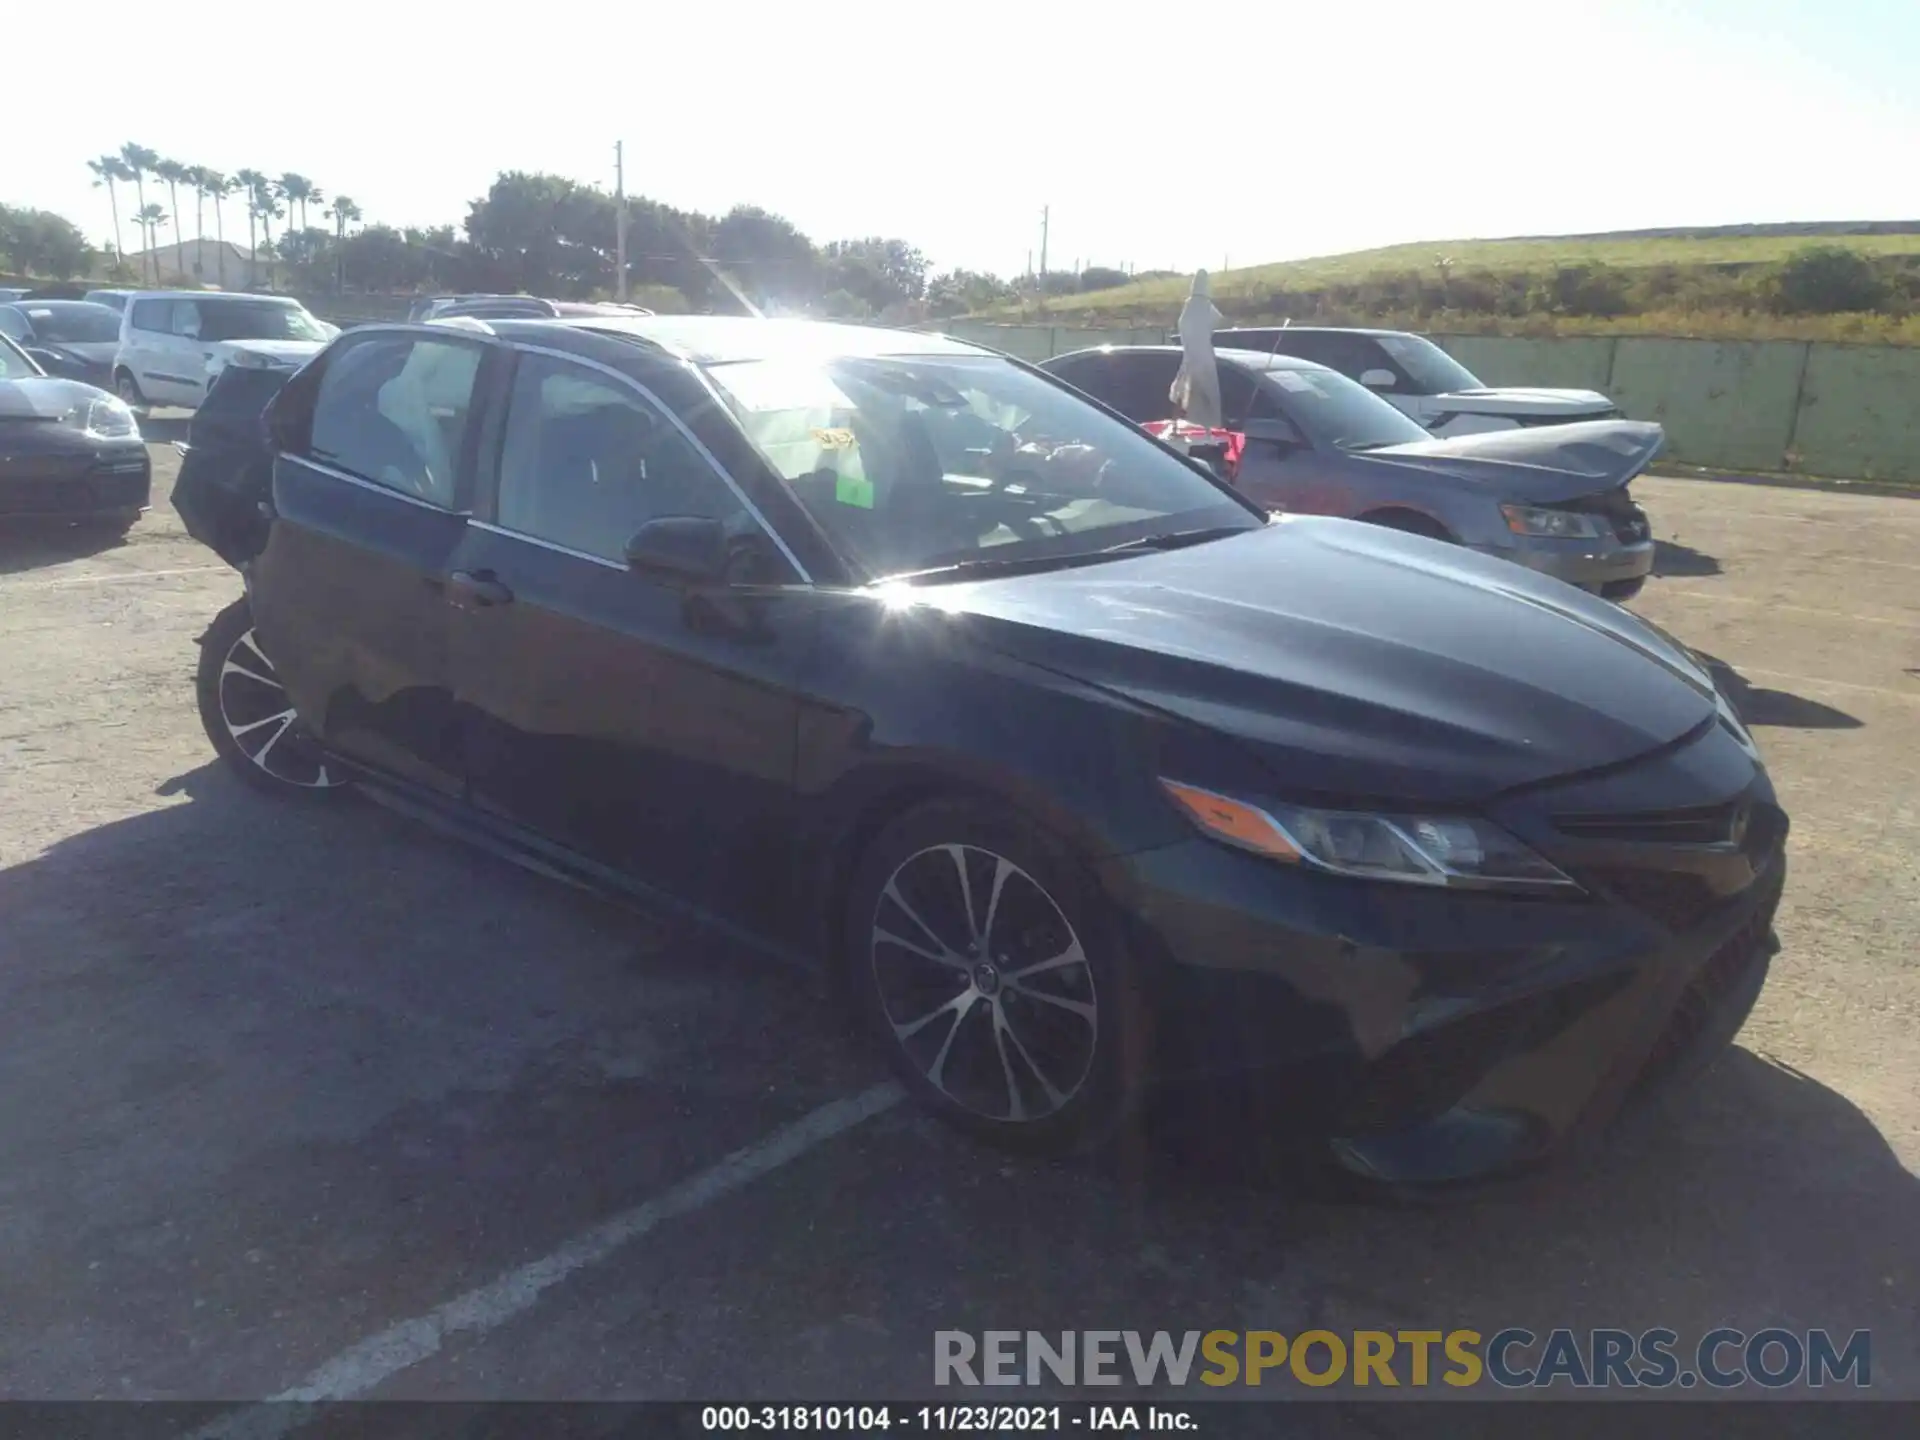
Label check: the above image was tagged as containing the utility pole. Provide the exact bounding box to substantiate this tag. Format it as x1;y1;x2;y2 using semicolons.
1039;206;1049;279
614;140;629;302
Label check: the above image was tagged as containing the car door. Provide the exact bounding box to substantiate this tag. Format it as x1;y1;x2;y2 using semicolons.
122;298;178;403
444;346;814;931
247;327;495;797
166;298;218;408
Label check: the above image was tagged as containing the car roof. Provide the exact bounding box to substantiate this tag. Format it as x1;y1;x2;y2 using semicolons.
487;314;990;365
1215;325;1415;340
124;289;302;303
3;299;118;313
1050;343;1335;374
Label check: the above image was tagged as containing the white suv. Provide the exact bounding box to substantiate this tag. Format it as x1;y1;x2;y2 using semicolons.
113;291;337;410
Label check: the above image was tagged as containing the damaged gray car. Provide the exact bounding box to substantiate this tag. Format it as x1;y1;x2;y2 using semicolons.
1042;345;1658;600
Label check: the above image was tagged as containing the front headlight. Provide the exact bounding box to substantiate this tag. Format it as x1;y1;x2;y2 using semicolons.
1500;502;1607;540
1160;780;1578;892
67;396;139;440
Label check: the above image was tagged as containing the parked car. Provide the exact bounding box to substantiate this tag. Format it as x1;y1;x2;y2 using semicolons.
0;300;124;389
0;287;31;303
1043;345;1657;599
113;291;335;410
1211;326;1624;436
406;294;654;322
83;288;135;314
0;333;151;530
181;315;1783;1182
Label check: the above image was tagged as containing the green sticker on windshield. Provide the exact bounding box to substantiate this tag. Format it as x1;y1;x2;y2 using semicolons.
835;474;876;508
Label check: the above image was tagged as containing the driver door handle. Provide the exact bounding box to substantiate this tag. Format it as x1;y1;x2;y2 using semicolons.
445;569;514;610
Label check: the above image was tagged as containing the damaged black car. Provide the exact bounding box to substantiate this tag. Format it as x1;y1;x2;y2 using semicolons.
174;316;1786;1184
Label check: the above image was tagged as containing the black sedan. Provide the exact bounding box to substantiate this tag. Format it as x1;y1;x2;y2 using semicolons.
0;299;123;390
186;316;1786;1183
0;334;151;529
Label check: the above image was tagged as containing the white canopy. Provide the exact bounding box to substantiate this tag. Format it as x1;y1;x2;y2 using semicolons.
1169;269;1224;429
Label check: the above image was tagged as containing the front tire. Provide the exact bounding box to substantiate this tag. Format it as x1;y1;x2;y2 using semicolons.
844;798;1148;1154
196;596;348;798
1602;576;1647;602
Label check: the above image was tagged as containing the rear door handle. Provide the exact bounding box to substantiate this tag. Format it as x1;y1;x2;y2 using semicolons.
445;570;514;610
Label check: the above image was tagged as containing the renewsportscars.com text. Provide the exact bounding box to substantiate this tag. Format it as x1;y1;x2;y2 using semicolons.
934;1328;1871;1390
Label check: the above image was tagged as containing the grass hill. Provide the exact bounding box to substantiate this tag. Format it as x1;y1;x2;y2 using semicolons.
986;223;1920;343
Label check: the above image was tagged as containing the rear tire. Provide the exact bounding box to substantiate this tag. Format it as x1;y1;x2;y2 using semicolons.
78;507;142;537
196;596;349;799
113;369;150;415
843;797;1150;1155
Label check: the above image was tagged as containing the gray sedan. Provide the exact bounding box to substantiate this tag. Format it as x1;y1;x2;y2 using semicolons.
1041;346;1657;599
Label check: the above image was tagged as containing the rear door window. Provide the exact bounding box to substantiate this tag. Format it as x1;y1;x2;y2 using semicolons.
128;299;173;334
1097;352;1183;423
306;334;485;508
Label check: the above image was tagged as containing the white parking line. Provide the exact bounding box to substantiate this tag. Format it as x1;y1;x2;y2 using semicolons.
194;1081;903;1437
0;564;227;591
1657;589;1920;629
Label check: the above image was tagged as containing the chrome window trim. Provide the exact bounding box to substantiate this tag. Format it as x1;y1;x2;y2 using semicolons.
286;454;460;514
503;342;811;584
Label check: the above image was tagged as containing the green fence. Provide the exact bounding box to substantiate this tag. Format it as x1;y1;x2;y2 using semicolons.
937;321;1920;482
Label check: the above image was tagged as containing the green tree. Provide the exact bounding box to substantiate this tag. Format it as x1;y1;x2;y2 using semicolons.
119;143;159;280
327;195;362;289
133;203;169;264
204;171;234;286
280;173;320;234
712;205;817;306
821;237;928;312
1767;245;1887;314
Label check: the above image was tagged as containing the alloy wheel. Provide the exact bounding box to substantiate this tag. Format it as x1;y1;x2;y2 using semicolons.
216;626;341;789
869;843;1098;1123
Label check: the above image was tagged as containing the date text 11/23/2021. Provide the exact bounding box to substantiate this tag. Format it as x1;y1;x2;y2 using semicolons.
702;1407;1190;1432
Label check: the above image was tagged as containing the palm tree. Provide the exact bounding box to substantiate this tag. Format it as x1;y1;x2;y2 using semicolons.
88;155;131;267
327;195;362;290
233;169;266;286
154;159;189;282
204;171;233;287
253;180;285;287
279;173;321;235
184;166;209;279
119;143;159;280
134;204;170;262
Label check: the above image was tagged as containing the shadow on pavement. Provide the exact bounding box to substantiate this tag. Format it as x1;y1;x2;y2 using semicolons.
138;415;192;446
1699;653;1864;729
0;518;134;575
1653;538;1723;578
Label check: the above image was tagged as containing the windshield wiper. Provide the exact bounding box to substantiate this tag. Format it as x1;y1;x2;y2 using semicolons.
877;525;1252;587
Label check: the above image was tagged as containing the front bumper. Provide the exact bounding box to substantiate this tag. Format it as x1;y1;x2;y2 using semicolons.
0;446;152;521
1483;533;1654;592
1096;752;1785;1185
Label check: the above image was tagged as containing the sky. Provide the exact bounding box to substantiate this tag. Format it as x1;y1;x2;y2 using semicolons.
9;0;1918;277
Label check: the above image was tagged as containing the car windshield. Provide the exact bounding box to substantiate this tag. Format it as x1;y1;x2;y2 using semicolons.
197;301;330;343
1260;365;1435;451
0;334;41;380
23;304;120;343
708;350;1262;581
1375;333;1485;394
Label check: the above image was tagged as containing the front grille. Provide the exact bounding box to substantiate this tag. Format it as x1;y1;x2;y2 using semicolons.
1556;801;1744;845
1340;971;1629;1133
1636;889;1779;1088
1584;868;1723;930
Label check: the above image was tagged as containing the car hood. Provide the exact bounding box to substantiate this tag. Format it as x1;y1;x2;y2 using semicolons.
939;518;1715;805
1427;387;1617;416
212;339;327;362
0;375;113;418
35;340;118;365
1357;419;1664;503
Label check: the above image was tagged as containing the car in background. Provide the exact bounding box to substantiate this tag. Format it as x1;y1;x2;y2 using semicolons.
113;291;336;410
0;332;151;531
0;300;124;389
83;288;135;314
1212;326;1623;437
1042;344;1656;599
406;294;655;323
178;314;1782;1183
0;287;31;303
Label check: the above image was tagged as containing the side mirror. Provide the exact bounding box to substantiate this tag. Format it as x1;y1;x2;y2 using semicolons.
1359;368;1396;389
1241;416;1305;449
624;515;728;586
